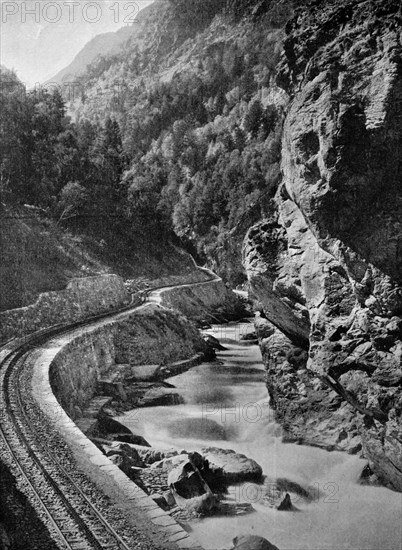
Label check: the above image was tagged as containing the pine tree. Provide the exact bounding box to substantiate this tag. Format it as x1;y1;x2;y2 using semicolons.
244;99;263;136
90;117;126;219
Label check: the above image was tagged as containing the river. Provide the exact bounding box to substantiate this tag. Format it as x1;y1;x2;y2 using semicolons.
118;321;402;550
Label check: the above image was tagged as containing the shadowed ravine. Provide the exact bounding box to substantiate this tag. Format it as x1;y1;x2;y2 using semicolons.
118;322;402;550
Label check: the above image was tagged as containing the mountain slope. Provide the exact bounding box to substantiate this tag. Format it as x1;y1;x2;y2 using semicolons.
0;204;200;312
64;1;291;285
47;26;137;86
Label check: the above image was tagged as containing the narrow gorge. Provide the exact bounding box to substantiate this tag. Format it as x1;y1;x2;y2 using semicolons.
1;1;402;549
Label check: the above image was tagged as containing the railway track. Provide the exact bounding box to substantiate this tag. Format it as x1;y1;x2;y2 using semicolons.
0;274;219;549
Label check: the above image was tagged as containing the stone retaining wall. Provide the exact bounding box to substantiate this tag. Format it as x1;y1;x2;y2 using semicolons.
125;268;211;294
19;274;244;549
49;303;207;419
0;275;130;343
158;279;244;321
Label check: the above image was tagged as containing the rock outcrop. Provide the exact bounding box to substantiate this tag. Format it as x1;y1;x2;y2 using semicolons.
168;454;209;499
244;0;402;491
104;443;145;479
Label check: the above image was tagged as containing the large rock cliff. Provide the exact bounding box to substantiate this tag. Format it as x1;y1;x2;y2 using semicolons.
244;0;402;491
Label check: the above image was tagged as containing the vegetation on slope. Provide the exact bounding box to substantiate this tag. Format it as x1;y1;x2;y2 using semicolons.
0;202;201;311
0;64;200;310
1;1;294;293
69;1;293;284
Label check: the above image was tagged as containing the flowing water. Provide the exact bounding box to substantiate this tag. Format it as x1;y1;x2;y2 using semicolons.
118;322;402;550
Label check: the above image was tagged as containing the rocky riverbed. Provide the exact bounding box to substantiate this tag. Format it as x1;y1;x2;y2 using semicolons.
100;321;401;550
58;287;400;550
90;432;300;524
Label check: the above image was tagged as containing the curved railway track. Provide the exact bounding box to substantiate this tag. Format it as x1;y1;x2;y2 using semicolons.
0;274;220;549
0;291;152;550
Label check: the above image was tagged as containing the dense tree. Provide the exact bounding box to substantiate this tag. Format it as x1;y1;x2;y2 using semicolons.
244;99;263;136
0;71;33;201
57;181;88;224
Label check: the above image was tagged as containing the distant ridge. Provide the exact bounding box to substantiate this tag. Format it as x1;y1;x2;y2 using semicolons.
45;26;136;86
45;2;158;86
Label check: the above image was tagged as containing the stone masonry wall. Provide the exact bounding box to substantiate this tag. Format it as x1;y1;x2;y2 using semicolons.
0;275;130;343
158;279;245;322
49;304;208;419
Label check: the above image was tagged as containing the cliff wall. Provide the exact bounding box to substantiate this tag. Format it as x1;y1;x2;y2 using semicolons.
244;0;402;491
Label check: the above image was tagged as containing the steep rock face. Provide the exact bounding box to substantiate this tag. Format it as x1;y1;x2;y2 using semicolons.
254;315;362;453
245;0;402;490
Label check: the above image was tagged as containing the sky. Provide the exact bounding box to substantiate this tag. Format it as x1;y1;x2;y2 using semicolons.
0;0;154;87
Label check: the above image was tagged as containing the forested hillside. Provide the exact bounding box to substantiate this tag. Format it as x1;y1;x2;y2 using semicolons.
0;64;203;312
1;1;294;285
68;0;293;284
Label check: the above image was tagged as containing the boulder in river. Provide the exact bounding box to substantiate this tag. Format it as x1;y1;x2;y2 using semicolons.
133;445;179;465
137;387;184;407
258;477;314;509
109;432;150;446
94;412;151;447
232;535;280;550
106;443;143;463
151;453;189;472
276;493;293;511
168;454;209;499
179;492;218;514
97;413;151;446
201;447;263;482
